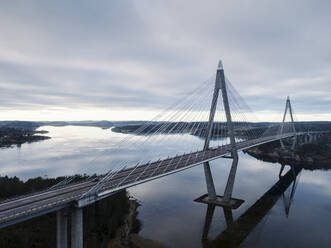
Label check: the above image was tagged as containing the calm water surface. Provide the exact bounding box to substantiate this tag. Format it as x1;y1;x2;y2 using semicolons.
1;126;331;247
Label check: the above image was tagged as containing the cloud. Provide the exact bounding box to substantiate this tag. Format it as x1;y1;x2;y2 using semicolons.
0;0;330;120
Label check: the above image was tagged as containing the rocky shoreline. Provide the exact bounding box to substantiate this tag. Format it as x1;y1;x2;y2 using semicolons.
245;136;331;170
0;127;50;148
107;198;164;248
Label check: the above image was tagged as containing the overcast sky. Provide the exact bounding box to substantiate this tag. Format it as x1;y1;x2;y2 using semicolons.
0;0;330;121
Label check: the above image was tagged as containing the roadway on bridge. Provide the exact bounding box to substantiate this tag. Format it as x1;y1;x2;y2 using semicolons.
0;133;298;228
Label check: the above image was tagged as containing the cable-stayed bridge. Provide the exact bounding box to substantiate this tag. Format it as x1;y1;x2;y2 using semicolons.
0;60;327;248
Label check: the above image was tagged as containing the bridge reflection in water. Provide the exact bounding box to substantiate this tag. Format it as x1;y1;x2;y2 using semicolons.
200;163;301;248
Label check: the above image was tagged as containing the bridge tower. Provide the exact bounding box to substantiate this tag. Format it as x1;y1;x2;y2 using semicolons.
279;96;297;149
195;60;244;209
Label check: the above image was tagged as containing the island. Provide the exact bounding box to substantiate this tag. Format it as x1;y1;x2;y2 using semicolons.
0;127;50;148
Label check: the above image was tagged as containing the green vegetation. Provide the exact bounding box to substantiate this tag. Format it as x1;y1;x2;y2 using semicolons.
0;127;50;148
0;175;131;248
245;134;331;170
0;176;62;199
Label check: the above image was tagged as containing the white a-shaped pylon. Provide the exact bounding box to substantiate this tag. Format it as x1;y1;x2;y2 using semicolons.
279;96;297;149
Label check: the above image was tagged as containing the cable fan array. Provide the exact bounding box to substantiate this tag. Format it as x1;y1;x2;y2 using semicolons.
51;71;299;196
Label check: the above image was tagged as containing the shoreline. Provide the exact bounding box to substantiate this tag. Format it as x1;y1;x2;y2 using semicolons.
244;137;331;170
0;127;50;148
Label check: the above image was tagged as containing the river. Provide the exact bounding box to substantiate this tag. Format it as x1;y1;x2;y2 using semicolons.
0;126;331;247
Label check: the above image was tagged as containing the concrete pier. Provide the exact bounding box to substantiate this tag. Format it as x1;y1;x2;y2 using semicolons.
71;208;83;248
279;96;296;149
196;60;244;209
202;61;222;200
223;152;239;201
57;210;68;248
203;162;217;200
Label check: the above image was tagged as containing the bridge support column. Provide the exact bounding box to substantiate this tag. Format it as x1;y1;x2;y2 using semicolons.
279;164;286;178
223;152;239;201
200;60;222;201
57;210;68;248
195;60;244;210
308;134;313;144
313;134;317;143
298;135;303;145
279;96;297;150
71;208;83;248
297;135;301;145
203;162;216;200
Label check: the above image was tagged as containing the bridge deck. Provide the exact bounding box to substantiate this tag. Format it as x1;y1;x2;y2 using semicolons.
0;133;299;228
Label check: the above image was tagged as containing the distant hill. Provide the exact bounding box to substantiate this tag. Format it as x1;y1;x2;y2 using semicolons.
0;121;40;130
0;120;157;130
39;120;115;129
0;121;114;130
1;120;331;133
